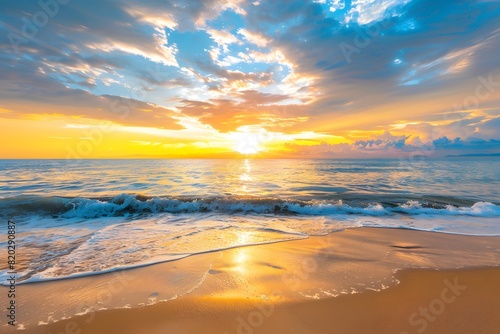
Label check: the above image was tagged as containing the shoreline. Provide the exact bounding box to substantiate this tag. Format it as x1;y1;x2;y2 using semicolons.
6;225;500;287
2;227;499;333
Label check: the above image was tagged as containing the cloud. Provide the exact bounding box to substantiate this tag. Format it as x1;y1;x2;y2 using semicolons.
206;29;242;46
286;132;500;158
177;96;309;132
238;90;291;105
237;28;270;47
355;131;408;150
124;6;178;30
86;40;178;68
1;1;185;65
347;0;412;25
1;0;499;157
0;56;183;129
399;33;500;86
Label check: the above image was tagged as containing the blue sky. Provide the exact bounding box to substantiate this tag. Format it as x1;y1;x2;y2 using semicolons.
0;0;499;158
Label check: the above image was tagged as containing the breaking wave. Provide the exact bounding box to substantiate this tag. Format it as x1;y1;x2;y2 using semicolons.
1;194;499;218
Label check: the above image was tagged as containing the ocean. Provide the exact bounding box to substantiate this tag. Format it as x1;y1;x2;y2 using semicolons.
1;158;499;284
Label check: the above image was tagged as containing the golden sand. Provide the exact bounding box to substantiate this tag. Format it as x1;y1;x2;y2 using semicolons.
27;268;500;334
3;227;499;334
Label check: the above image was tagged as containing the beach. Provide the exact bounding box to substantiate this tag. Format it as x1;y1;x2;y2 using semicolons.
2;0;500;331
5;227;500;334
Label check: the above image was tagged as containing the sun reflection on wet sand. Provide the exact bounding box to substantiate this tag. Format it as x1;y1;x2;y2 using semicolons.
233;232;251;274
234;248;249;274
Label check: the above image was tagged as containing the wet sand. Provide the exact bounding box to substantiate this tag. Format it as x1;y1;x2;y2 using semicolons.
3;227;500;333
23;267;500;334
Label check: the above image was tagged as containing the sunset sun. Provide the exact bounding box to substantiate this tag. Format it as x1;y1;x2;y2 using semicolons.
233;131;262;155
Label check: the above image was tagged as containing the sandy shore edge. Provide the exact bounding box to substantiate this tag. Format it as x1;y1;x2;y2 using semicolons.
3;227;499;334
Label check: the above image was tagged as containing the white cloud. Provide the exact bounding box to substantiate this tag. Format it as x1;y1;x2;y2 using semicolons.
86;35;179;67
347;0;412;25
329;0;345;13
238;29;269;47
399;41;489;86
124;7;178;30
206;29;242;46
195;0;247;27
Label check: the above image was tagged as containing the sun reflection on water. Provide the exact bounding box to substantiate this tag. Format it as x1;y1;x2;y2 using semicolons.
239;159;253;192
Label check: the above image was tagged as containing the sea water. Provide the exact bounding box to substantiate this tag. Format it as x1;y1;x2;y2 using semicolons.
0;158;499;283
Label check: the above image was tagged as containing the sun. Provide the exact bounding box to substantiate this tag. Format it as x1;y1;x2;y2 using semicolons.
229;126;277;155
234;131;262;155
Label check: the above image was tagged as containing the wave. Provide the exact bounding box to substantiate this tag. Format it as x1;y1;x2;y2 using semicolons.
2;194;499;219
0;194;498;285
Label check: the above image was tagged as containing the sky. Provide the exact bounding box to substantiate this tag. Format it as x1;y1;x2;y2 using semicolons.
0;0;499;158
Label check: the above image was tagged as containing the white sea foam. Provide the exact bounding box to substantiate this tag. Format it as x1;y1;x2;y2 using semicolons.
1;194;499;284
